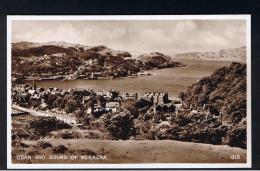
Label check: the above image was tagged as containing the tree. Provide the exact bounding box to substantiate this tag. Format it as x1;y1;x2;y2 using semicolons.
54;96;63;108
97;56;105;66
105;111;135;140
65;100;78;113
75;110;92;125
178;92;185;105
96;95;106;107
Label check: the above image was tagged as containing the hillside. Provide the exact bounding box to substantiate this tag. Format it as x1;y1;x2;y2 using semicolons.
12;139;246;164
12;41;131;58
137;52;184;69
174;47;246;62
11;42;184;80
181;62;246;123
179;62;247;148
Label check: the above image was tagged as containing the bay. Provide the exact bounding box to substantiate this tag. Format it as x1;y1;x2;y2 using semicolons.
30;59;232;99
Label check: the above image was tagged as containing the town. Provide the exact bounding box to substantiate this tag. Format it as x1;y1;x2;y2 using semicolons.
11;79;190;125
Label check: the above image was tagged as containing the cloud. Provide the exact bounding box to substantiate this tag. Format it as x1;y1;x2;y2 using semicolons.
12;19;247;55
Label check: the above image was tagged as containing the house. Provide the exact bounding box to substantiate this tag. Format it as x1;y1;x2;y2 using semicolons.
51;53;65;57
90;72;102;79
36;87;45;93
103;90;118;100
124;92;138;101
41;73;52;78
105;102;120;113
40;99;48;109
87;104;106;115
31;93;41;100
28;89;36;95
82;96;91;104
50;87;60;95
85;59;98;66
14;84;28;93
174;103;182;114
47;87;54;92
154;103;176;113
142;92;169;105
142;92;154;103
97;90;106;96
137;71;150;76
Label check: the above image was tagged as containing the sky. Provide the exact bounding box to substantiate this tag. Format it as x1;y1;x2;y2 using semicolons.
12;19;247;55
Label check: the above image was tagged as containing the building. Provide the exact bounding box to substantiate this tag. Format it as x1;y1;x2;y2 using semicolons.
105;102;120;113
13;84;28;93
28;89;36;95
31;93;41;100
41;73;52;78
50;87;60;95
142;92;169;105
154;103;176;113
82;96;91;104
90;72;102;79
124;92;138;101
85;59;98;66
51;53;65;57
97;89;118;100
87;104;106;117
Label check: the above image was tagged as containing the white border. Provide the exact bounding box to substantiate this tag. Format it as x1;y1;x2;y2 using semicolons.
7;15;252;169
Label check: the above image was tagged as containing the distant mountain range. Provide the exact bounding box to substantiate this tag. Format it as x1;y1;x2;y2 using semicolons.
173;46;246;62
12;41;132;59
12;41;246;62
11;41;183;79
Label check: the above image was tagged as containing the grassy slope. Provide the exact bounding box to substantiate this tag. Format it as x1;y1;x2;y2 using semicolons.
13;139;246;164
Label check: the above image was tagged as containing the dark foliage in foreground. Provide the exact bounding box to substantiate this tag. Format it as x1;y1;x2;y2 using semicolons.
178;62;247;148
28;117;72;136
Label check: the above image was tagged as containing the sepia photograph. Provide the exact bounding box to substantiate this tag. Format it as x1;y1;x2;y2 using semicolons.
7;15;251;169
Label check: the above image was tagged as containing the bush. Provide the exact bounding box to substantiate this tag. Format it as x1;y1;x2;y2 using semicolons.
53;145;68;154
37;141;52;149
65;100;78;113
105;112;135;140
28;117;71;136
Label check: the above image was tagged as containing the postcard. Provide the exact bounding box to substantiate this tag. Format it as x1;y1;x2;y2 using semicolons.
7;15;251;169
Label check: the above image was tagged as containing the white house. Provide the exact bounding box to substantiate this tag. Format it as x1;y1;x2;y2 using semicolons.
105;102;120;113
